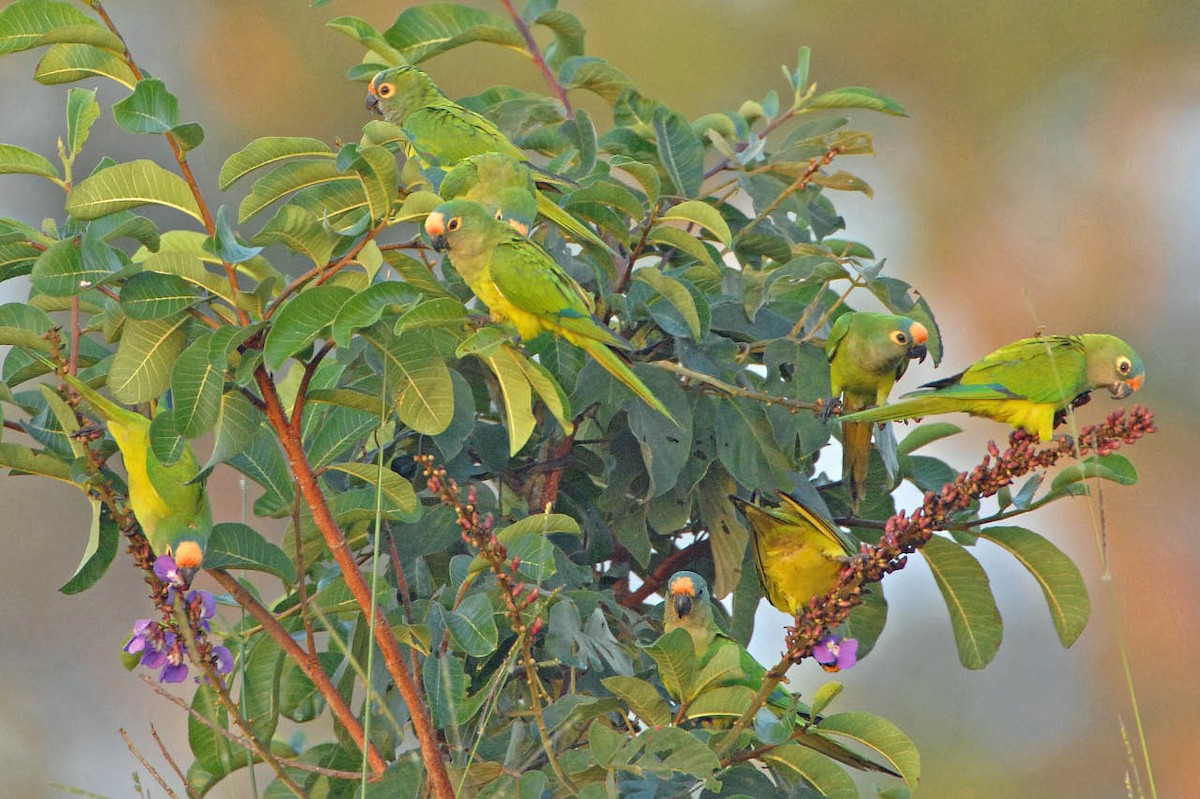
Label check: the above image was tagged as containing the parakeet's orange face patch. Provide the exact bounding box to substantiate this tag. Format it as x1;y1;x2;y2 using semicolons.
174;540;204;570
670;575;696;598
424;211;446;237
910;322;929;345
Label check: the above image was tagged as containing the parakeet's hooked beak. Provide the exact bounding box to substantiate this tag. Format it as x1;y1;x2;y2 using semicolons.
672;591;693;618
909;322;930;363
669;575;696;618
1110;375;1143;398
424;212;450;251
365;90;382;115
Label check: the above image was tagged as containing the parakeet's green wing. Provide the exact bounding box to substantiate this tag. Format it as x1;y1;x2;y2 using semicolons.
489;238;629;350
405;105;523;165
825;313;854;364
919;336;1088;403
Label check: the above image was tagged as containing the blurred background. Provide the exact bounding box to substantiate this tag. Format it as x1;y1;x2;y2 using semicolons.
0;1;1195;796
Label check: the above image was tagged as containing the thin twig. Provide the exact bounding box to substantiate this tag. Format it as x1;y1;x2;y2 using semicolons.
120;728;182;799
499;0;574;117
650;360;820;412
149;724;198;799
267;217;389;319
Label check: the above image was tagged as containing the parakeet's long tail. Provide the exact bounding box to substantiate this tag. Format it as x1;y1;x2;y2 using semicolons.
838;393;968;425
535;192;619;258
841;419;873;511
580;341;678;425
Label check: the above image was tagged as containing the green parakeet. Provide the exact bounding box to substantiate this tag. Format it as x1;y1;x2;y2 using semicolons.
365;65;609;252
662;571;899;776
826;312;928;510
838;334;1145;440
732;492;856;615
439;153;538;235
62;373;211;581
425;199;675;422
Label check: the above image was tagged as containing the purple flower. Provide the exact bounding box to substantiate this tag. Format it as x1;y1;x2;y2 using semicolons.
813;636;858;672
212;646;234;675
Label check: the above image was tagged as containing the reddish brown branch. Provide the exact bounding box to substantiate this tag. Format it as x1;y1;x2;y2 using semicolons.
253;368;454;798
617;538;712;608
267;217;389;320
499;0;574;118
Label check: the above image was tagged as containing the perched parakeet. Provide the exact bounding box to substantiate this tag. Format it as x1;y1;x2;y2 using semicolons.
838;334;1145;441
439;153;538;235
62;373;211;581
662;571;898;776
826;312;929;510
732;492;855;615
365;65;609;252
425;199;675;422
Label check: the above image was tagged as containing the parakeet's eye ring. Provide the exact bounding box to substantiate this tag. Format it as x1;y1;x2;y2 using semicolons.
447;217;462;232
377;82;394;98
1116;356;1132;375
889;331;909;345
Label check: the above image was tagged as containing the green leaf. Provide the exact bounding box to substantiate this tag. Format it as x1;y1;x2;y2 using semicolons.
647;224;718;267
816;711;920;789
715;397;791;492
634;269;703;339
601;676;670;727
119;271;197;320
762;744;858;799
204;391;262;469
325;15;405;65
253;205;338;266
203;522;296;584
219;136;333;190
383;3;522;63
59;499;119;594
326;463;422;522
108;315;188;404
0;143;58;181
228;426;294;517
558;56;636;104
0;1;121;56
979;526;1090;647
661;200;732;245
922;534;1003;670
348;144;398;222
444;593;499;658
423;652;467;730
331;280;422;347
112;78;180;134
66;159;203;223
35;42;137;88
241;635;284;743
805;86;907;116
0;302;54;352
238;159;347;223
643;628;695;701
653;105;704;198
686;684;755;720
482;343;536;455
171;333;223;438
305;406;378;472
263;285;354;370
189;684;234;778
363;327;455;436
30;237;110;297
0;442;75;484
1050;453;1138;494
896;422;961;456
169;122;204;152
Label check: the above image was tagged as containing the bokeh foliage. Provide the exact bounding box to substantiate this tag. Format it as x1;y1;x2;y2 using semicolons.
0;1;1147;797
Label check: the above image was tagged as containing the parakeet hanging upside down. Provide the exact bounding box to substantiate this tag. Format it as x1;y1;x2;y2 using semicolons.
63;373;211;582
732;492;856;615
424;198;675;422
837;334;1144;441
826;312;928;510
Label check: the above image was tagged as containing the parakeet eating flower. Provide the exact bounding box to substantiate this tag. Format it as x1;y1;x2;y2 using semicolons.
837;333;1145;440
826;312;928;509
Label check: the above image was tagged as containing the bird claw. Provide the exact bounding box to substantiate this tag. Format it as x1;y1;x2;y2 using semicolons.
820;396;842;422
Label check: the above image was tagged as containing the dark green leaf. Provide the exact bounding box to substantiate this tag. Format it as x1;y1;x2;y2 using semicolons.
119;270;197;320
204;522;296;584
922;534;1002;669
59;500;119;594
263;285;354;370
653;105;704;198
112;78;180;134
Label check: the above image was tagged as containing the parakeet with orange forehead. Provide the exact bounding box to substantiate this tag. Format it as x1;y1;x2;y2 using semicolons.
662;571;901;776
61;373;211;583
425;198;675;423
826;312;929;510
838;334;1145;441
365;65;609;251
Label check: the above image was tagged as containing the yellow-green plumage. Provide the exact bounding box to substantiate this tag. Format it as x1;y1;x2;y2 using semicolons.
426;199;675;423
62;373;211;576
366;65;611;253
826;312;929;510
838;334;1146;441
662;571;899;776
733;492;855;615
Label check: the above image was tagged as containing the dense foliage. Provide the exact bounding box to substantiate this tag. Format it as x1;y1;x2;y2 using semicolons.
0;1;1154;797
